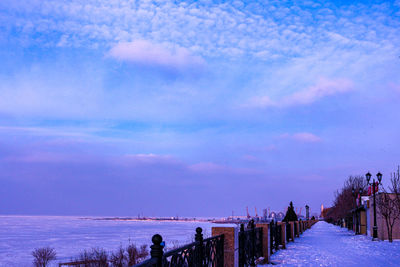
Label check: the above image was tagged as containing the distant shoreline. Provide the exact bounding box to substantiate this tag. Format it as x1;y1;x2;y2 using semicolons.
80;217;217;222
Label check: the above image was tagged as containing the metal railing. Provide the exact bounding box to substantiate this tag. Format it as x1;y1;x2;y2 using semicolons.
269;220;282;254
135;227;224;267
238;221;263;267
285;222;292;242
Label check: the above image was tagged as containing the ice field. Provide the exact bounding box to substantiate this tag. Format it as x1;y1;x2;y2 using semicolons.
0;216;231;267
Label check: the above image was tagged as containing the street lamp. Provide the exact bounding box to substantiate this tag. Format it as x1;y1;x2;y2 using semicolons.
366;171;382;240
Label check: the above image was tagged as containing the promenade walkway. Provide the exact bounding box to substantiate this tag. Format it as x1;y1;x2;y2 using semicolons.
269;221;400;266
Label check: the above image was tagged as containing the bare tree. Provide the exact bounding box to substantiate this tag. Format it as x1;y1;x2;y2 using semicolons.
390;166;400;217
378;166;400;242
325;175;367;222
32;247;56;267
377;192;400;242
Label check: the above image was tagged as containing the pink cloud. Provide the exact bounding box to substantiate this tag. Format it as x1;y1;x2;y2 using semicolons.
108;40;205;70
281;132;322;143
283;78;354;106
122;153;177;165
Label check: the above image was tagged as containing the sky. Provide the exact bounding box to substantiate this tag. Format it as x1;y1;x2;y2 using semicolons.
0;0;400;217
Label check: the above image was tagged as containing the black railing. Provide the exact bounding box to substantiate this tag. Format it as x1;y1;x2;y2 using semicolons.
269;220;282;254
294;222;298;237
135;227;224;267
285;222;292;242
238;221;263;267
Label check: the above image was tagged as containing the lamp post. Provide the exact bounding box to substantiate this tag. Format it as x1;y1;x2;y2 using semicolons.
305;205;309;220
366;172;382;240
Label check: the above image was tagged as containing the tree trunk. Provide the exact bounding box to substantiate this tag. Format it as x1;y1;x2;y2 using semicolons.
385;219;392;242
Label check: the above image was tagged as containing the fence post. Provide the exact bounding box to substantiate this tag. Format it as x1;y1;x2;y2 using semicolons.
255;223;270;264
212;226;238;267
150;234;164;267
195;227;204;267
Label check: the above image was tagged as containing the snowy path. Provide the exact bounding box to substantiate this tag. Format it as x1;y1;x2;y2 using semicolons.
269;221;400;267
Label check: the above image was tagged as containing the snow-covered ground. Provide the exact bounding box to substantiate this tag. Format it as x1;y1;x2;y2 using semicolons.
269;221;400;267
0;216;233;267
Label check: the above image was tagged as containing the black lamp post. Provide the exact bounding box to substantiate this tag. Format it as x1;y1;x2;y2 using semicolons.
366;172;382;240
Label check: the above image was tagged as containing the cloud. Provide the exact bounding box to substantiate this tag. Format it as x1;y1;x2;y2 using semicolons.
123;153;176;165
282;78;354;106
281;132;322;143
188;162;227;172
108;40;205;71
2;0;399;61
248;78;354;108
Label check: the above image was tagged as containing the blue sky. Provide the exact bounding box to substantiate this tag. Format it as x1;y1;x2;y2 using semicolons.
0;0;400;217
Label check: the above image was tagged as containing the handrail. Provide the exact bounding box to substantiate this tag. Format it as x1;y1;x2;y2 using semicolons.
133;228;224;267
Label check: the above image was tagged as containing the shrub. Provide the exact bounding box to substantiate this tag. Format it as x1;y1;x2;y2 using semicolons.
32;247;56;267
126;244;148;266
109;247;126;267
76;247;109;267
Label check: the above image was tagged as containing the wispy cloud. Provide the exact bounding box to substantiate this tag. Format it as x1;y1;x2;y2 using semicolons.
248;78;354;108
280;132;322;143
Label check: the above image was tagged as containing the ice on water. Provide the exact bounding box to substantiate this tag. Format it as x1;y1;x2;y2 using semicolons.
0;216;232;267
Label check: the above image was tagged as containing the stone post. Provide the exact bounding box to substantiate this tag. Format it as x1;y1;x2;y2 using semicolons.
212;227;238;267
256;223;270;264
150;234;164;267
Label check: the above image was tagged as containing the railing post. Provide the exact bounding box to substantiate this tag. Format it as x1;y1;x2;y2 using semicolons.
195;227;204;267
150;234;164;267
255;223;270;264
212;226;238;267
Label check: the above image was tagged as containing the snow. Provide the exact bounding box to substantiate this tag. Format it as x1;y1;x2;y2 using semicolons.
0;216;234;267
269;221;400;267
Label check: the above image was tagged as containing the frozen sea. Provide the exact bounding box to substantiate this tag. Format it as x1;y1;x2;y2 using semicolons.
0;215;234;267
